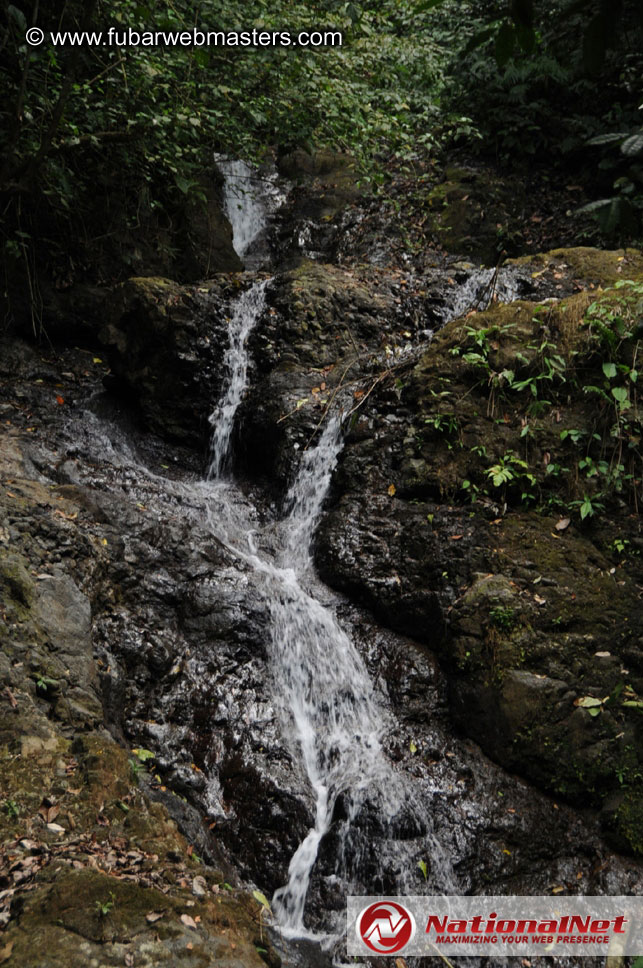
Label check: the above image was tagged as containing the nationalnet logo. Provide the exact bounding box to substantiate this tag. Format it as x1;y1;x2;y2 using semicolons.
348;896;643;957
356;901;416;954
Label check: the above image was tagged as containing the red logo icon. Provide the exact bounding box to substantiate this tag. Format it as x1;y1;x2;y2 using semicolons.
357;901;416;953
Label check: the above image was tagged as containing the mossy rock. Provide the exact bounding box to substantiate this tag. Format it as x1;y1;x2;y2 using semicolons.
423;166;528;263
509;246;643;285
4;868;270;967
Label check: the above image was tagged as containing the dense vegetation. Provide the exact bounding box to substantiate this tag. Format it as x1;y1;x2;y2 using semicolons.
1;0;642;330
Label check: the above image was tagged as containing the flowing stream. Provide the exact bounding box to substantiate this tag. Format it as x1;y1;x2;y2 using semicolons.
197;261;456;937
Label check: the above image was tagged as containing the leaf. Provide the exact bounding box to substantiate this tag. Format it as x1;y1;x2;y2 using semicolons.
574;696;604;708
555;517;570;531
612;386;628;403
463;24;498;54
132;748;155;762
0;940;14;965
180;914;198;929
586;132;627;146
409;740;417;754
387;484;396;496
252;890;272;913
621;132;643;157
39;800;60;823
146;911;164;923
417;859;428;880
56;396;65;405
602;362;617;379
414;0;448;10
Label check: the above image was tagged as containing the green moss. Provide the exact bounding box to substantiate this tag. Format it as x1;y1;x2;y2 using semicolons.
612;788;643;854
509;246;643;285
0;551;34;610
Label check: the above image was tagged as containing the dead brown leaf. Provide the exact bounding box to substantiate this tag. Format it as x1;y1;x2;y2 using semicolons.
0;940;14;964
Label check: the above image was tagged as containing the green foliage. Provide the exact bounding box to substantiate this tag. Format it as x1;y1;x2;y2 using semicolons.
95;892;116;917
0;0;462;328
447;281;642;520
131;748;155;762
489;605;516;631
433;0;643;240
3;799;19;819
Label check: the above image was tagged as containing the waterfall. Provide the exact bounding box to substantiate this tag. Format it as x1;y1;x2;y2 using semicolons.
207;279;268;479
205;294;454;936
216;155;287;264
268;419;399;932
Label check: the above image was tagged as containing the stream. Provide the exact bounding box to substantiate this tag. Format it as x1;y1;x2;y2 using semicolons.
50;157;643;965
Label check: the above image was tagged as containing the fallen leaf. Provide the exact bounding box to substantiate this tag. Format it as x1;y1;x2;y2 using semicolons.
574;696;605;712
534;594;546;605
56;396;65;405
146;911;164;923
39;801;60;824
387;484;396;496
551;885;564;894
0;940;14;964
594;651;611;658
180;914;198;929
555;517;570;531
449;534;463;541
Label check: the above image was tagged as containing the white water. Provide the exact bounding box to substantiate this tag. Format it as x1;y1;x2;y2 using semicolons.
207;280;268;479
216;156;287;262
203;288;405;931
78;169;456;938
267;420;400;931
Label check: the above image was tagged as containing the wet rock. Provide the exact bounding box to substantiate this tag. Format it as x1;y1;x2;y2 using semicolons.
315;257;643;848
275;149;360;262
100;275;250;447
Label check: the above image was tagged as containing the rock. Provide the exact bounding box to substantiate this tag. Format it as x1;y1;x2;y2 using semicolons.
315;258;643;841
191;875;207;897
422;165;528;263
275;149;360;262
100;275;247;446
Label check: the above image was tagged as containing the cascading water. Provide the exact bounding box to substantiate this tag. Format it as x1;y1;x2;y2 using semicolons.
51;155;643;968
267;420;400;932
216;155;287;266
202;289;456;937
207;280;268;479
